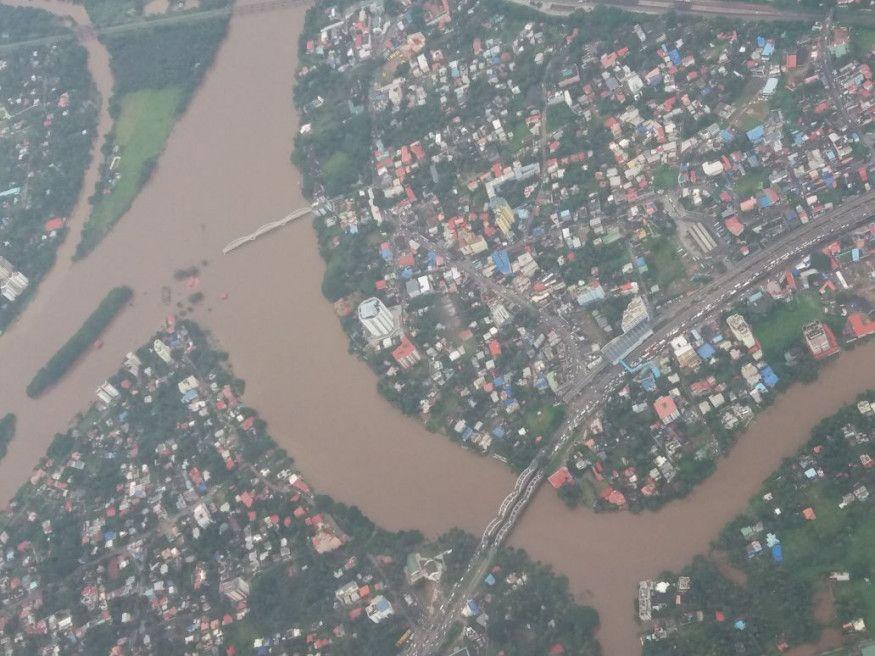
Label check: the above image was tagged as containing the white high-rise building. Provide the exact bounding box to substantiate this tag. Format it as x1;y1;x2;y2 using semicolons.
727;314;756;349
357;297;397;339
621;295;650;333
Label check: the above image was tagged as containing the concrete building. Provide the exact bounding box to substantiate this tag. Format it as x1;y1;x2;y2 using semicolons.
357;297;397;339
621;295;650;333
365;595;395;623
727;314;757;350
490;196;515;237
803;321;840;360
0;271;28;301
654;395;680;425
219;577;250;603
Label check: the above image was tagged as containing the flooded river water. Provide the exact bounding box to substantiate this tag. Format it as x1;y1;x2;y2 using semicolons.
0;2;873;654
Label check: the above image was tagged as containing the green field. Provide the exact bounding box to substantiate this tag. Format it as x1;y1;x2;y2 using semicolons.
734;171;769;198
77;87;184;258
647;237;686;291
752;293;823;357
652;164;677;190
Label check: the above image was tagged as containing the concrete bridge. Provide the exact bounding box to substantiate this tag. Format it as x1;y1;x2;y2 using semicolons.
222;206;312;254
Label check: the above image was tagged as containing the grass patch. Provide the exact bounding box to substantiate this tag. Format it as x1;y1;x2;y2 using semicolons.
734;170;769;198
546;102;576;132
27;287;133;397
751;293;823;358
76;87;185;258
524;403;565;437
652;164;676;190
647;236;686;290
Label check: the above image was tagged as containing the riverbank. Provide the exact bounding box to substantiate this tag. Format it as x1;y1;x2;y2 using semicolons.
0;3;873;656
511;340;875;655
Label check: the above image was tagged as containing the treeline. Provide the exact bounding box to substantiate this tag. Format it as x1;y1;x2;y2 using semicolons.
26;286;133;398
0;5;69;41
0;414;15;462
102;16;229;102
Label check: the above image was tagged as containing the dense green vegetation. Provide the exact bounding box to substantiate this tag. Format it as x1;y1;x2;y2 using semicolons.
27;286;133;397
0;414;15;462
485;548;601;656
647;236;686;291
0;5;69;41
750;292;824;358
77;87;185;256
76;15;229;257
644;394;875;655
0;6;99;330
76;0;232;27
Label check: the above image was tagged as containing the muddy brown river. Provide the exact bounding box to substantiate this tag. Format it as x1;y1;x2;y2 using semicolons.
1;2;873;654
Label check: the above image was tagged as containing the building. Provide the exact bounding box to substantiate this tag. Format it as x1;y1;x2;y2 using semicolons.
490;196;515;237
670;335;701;370
357;297;397;339
392;335;421;369
365;595;395;623
654;395;680;425
726;314;757;350
844;312;875;341
621;295;650;333
576;281;606;307
219;577;250;603
0;271;28;301
602;321;653;365
404;552;445;585
803;321;839;360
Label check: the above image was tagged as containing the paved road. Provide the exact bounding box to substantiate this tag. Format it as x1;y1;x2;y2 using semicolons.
407;190;875;655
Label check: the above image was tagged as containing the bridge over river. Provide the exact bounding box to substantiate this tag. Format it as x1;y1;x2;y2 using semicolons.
222;206;312;254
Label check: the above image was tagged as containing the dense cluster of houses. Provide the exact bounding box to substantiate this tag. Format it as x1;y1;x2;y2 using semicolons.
0;29;97;324
296;0;875;475
552;221;875;510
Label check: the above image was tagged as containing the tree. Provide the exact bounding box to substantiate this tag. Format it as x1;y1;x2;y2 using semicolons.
322;152;358;196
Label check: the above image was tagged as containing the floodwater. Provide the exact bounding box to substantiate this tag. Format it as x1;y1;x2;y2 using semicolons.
511;347;875;654
0;2;873;655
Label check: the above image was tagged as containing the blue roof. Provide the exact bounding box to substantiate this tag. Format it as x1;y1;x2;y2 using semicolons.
484;573;496;586
720;129;734;142
761;366;779;388
762;42;775;58
746;125;765;143
697;343;716;359
756;36;766;47
668;49;681;65
491;249;512;276
771;544;783;562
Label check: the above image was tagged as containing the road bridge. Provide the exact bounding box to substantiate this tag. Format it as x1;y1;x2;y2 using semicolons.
406;193;875;655
222;206;311;254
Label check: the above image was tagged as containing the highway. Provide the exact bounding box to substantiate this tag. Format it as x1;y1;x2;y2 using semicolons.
406;191;875;655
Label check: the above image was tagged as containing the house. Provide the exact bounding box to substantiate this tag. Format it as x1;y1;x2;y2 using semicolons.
654;395;680;425
844;312;875;341
365;596;395;623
